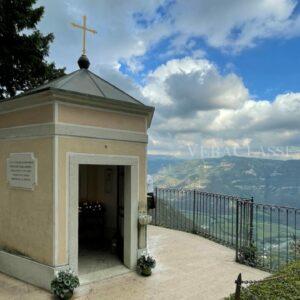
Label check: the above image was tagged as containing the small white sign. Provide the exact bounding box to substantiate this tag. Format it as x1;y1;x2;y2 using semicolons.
7;153;37;190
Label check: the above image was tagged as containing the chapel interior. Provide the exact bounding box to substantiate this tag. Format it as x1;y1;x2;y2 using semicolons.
78;164;125;276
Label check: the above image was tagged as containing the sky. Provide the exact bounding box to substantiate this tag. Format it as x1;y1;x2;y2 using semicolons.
36;0;300;159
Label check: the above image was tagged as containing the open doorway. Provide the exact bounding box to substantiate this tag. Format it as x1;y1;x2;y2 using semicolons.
78;165;125;278
68;153;139;281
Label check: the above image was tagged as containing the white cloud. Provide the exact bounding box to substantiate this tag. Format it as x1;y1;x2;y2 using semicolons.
37;0;300;72
211;93;300;134
37;0;169;71
168;0;300;51
33;0;300;157
79;56;300;157
144;58;300;156
142;57;248;115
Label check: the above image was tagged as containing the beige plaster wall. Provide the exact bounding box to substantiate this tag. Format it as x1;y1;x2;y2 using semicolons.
0;138;54;265
58;104;147;133
57;136;147;265
0;104;53;129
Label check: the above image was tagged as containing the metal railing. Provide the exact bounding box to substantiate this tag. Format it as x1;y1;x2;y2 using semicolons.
150;188;300;272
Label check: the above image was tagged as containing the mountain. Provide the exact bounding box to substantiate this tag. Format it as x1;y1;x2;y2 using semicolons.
148;154;183;175
148;155;300;208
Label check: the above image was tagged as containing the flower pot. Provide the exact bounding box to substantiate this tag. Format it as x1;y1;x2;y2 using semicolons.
141;267;152;276
57;290;73;300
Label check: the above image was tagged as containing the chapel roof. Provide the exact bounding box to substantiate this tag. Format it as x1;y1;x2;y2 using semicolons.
0;55;154;125
29;65;143;106
2;54;146;108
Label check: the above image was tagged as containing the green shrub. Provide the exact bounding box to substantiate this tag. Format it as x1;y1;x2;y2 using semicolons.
226;260;300;300
237;242;259;267
51;269;80;299
137;254;156;269
137;253;156;276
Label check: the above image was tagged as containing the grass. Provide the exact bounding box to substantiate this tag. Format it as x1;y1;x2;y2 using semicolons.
225;260;300;300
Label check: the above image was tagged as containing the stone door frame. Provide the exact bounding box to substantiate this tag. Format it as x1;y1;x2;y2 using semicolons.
68;153;139;273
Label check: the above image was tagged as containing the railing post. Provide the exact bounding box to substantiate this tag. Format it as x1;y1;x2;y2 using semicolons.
249;196;254;245
193;189;196;233
235;273;242;300
155;187;158;226
235;201;240;262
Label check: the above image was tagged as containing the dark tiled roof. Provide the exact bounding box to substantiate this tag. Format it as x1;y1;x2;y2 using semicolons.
30;68;144;105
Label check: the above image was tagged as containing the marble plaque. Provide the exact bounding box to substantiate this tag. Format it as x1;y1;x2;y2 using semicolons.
7;153;37;190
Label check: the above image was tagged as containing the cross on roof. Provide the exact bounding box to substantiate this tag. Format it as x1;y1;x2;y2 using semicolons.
71;15;97;55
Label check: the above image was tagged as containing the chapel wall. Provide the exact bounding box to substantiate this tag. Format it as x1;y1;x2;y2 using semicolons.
0;137;54;265
0;104;53;129
56;136;147;265
57;103;147;133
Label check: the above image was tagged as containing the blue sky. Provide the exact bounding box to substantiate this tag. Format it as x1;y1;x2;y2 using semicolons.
122;35;300;101
37;0;300;158
217;38;300;101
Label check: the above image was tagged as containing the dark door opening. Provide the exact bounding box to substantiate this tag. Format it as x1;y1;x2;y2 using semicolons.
78;165;124;275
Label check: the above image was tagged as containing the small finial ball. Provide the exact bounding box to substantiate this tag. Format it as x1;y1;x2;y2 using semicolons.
78;55;90;69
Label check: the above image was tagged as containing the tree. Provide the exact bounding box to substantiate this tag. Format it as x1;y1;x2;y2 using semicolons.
0;0;65;99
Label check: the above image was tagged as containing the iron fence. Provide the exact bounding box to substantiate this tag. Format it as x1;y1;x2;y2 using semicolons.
150;188;300;272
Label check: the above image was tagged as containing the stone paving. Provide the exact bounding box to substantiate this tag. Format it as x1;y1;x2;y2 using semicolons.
0;225;269;300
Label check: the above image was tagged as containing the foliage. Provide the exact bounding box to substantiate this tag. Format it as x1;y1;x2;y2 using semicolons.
137;253;156;270
225;260;300;300
0;0;65;99
237;242;259;267
51;269;79;299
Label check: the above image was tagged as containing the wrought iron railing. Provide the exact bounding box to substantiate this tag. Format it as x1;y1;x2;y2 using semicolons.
150;188;300;272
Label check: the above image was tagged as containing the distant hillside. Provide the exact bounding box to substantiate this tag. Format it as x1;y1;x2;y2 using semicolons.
148;155;300;208
148;154;183;175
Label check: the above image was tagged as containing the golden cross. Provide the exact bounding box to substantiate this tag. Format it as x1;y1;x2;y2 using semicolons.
71;15;97;55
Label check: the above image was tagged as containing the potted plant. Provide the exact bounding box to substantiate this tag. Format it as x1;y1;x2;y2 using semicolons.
51;269;80;299
137;253;156;276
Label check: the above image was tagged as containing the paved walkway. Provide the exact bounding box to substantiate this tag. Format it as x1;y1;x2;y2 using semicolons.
0;226;269;300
